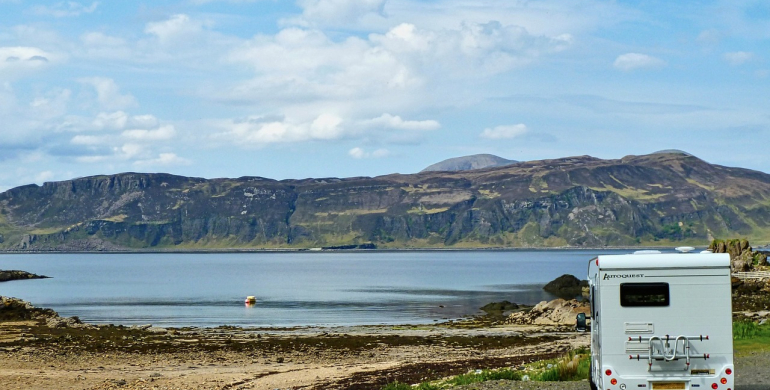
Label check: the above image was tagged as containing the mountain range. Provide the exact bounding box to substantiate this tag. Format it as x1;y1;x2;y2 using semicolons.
1;151;769;251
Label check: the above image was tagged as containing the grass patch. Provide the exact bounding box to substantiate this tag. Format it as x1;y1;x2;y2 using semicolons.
407;207;450;215
382;383;439;390
733;320;770;355
587;185;666;201
534;348;590;381
380;348;589;389
445;368;523;385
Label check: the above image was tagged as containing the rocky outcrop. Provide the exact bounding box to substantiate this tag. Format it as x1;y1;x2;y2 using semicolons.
0;296;58;321
480;301;520;314
709;239;768;272
543;274;588;299
507;299;589;326
0;270;50;282
0;296;96;329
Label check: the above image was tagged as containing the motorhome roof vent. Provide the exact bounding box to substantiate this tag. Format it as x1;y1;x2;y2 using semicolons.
633;250;662;255
675;246;696;253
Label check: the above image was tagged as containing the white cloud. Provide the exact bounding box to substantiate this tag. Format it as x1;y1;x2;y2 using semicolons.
134;153;192;167
79;77;137;110
31;1;99;18
218;113;347;144
122;125;176;141
363;113;440;131
222;20;572;119
348;147;390;159
613;53;666;71
294;0;386;26
75;155;108;163
349;147;366;159
145;14;209;46
34;170;55;183
480;124;528;139
309;114;344;139
128;114;160;129
28;88;71;120
71;134;107;145
723;51;754;66
79;32;130;59
116;143;145;159
0;47;53;79
92;111;128;130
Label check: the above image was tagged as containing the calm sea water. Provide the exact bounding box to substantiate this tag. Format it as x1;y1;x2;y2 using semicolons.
0;250;629;328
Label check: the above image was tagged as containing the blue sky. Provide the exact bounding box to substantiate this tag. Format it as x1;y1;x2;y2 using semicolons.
0;0;768;191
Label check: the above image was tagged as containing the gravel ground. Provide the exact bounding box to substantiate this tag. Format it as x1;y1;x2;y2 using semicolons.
452;351;770;390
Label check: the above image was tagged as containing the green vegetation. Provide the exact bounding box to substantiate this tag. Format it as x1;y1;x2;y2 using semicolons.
380;348;590;390
534;349;590;381
733;320;770;355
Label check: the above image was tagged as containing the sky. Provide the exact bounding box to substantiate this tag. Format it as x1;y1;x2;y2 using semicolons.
0;0;768;191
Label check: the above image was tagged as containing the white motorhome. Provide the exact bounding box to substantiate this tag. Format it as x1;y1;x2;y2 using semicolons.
586;250;734;390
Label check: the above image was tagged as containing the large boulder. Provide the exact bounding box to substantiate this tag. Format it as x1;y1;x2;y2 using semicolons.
507;298;589;326
543;274;588;299
0;296;58;321
709;239;768;272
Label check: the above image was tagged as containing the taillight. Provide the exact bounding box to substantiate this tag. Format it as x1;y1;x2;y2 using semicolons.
725;368;732;375
721;378;727;385
611;378;618;385
605;369;612;376
711;383;718;389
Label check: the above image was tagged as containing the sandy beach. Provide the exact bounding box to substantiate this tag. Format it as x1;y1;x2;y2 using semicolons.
0;311;582;390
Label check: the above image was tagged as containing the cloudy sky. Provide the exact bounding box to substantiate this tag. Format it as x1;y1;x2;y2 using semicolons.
1;0;768;191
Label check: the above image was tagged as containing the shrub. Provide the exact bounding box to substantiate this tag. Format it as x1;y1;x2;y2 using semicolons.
536;350;591;381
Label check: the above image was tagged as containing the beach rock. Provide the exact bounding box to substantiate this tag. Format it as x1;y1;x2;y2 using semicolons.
543;274;588;299
480;301;519;314
46;316;92;329
507;298;589;326
0;296;59;321
0;270;50;282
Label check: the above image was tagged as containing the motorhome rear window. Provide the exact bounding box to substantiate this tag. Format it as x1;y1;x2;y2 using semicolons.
620;283;669;307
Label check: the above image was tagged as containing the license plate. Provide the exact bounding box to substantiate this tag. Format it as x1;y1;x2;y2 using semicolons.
652;382;686;390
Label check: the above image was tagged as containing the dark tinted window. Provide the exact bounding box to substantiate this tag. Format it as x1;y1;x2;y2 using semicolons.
620;283;669;307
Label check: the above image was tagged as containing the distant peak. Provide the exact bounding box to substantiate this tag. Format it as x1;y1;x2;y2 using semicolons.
652;149;693;157
421;154;517;172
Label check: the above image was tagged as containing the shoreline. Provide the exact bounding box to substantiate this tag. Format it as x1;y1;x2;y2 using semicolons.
0;246;691;255
0;296;581;390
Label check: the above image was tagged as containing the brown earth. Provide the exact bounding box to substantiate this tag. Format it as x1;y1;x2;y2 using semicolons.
0;301;582;390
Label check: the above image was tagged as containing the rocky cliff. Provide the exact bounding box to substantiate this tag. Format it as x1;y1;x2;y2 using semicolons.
1;152;770;251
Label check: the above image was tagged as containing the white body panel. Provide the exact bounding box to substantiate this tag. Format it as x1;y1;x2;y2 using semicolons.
587;253;734;390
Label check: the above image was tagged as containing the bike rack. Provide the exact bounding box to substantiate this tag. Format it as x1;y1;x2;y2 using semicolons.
627;335;710;371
